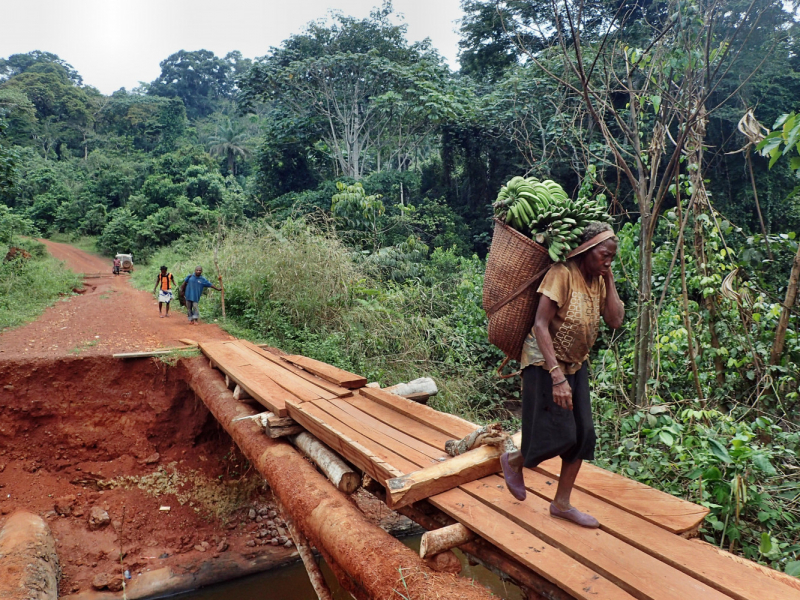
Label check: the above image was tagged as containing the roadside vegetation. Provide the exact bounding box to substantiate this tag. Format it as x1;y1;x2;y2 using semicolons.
2;0;800;575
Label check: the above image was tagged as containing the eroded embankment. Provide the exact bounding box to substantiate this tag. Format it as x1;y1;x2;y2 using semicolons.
0;355;298;597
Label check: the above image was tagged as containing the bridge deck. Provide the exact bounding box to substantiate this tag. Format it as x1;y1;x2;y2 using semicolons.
199;339;800;600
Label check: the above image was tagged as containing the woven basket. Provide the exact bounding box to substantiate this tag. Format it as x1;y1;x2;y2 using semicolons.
483;219;552;363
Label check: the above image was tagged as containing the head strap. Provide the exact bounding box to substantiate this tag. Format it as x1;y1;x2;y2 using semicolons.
567;230;617;259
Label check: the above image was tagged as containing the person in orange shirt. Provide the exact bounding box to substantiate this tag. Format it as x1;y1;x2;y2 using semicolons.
153;266;176;318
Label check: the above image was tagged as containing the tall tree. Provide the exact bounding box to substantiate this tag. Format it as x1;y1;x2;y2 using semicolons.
208;116;251;175
148;50;233;119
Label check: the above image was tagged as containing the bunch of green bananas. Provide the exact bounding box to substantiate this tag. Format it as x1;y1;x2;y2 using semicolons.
493;175;613;262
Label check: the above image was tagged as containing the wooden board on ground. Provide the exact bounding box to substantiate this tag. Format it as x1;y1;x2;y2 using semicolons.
452;476;732;600
431;487;637;600
358;387;477;439
236;340;353;398
535;457;709;534
521;468;800;600
113;347;192;358
281;355;367;389
178;338;199;346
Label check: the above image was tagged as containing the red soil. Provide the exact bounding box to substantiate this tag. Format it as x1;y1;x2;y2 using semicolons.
0;239;234;359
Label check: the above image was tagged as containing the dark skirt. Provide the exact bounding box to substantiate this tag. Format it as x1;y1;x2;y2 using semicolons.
520;362;596;468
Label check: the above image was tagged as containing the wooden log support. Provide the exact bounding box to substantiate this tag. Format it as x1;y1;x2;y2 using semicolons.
420;523;476;559
0;511;60;600
232;384;251;401
386;444;504;508
267;425;305;439
279;505;334;600
385;377;438;398
290;432;361;494
179;356;494;600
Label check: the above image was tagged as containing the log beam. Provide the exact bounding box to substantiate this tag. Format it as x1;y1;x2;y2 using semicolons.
180;356;494;600
420;523;476;559
290;432;361;494
0;511;60;600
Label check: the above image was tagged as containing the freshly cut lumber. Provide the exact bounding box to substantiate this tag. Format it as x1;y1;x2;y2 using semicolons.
233;384;251;400
358;387;477;439
348;395;454;450
282;354;367;389
180;357;495;600
314;399;443;467
290;431;361;494
178;338;199;346
286;398;408;482
454;476;730;600
0;511;59;600
113;347;189;358
385;377;438;398
386;444;504;508
523;468;800;600
420;523;475;559
535;456;708;534
431;488;636;600
267;414;297;428
237;340;353;398
279;504;334;600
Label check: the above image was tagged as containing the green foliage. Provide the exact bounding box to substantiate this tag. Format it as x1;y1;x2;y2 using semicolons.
0;237;81;330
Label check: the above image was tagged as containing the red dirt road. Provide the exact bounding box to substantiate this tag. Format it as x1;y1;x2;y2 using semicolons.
0;240;234;358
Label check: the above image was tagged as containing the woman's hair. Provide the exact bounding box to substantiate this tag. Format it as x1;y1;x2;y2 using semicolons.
160;265;168;270
580;221;616;244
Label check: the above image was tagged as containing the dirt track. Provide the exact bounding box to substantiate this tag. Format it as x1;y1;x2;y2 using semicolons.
0;239;234;358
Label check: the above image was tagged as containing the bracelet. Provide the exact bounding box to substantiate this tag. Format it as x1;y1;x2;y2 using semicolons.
553;378;568;387
548;365;560;374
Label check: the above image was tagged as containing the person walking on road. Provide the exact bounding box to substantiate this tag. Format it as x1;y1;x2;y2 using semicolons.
500;222;624;528
112;257;121;275
153;266;176;318
179;266;221;325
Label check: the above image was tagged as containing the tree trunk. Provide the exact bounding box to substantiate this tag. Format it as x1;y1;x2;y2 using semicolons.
770;243;800;365
676;195;704;402
227;151;235;176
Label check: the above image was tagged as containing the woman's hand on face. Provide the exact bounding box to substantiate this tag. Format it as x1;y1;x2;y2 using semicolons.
552;379;573;410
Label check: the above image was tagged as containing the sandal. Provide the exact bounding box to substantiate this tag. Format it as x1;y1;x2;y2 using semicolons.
500;452;527;501
549;502;599;528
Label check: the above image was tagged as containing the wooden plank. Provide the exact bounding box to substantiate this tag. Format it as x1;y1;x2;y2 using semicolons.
313;400;442;468
200;342;298;417
287;399;411;482
455;476;731;600
386;444;504;509
327;398;448;462
358;387;477;439
281;355;367;389
113;347;191;358
237;340;353;398
536;457;709;534
224;341;337;402
347;395;453;450
430;487;636;600
178;338;199;346
521;468;800;600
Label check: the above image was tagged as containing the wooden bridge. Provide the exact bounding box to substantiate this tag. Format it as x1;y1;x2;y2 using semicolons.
196;338;800;600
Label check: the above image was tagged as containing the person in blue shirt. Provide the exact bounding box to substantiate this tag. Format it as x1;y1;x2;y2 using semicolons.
179;266;221;325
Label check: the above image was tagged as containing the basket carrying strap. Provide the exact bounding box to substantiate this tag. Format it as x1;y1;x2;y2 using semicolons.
485;265;552;318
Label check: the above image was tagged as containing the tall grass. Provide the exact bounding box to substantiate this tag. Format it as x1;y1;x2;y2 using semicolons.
131;219;511;424
0;239;82;330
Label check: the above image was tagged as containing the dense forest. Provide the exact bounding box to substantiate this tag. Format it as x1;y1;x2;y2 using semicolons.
2;0;800;575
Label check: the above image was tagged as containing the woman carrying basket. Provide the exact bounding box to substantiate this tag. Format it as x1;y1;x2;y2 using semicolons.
501;222;624;528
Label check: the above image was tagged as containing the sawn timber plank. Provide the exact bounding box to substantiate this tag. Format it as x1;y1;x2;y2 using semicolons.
357;387;477;439
346;395;454;450
522;468;800;600
286;398;412;482
281;355;367;389
236;340;353;398
199;342;297;417
312;399;442;469
327;398;449;462
430;487;637;600
457;476;733;600
536;457;709;534
223;341;335;402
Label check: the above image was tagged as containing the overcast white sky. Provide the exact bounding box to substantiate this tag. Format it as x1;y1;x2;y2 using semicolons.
0;0;465;94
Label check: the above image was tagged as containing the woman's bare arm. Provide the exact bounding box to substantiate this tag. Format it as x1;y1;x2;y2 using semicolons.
602;271;624;329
